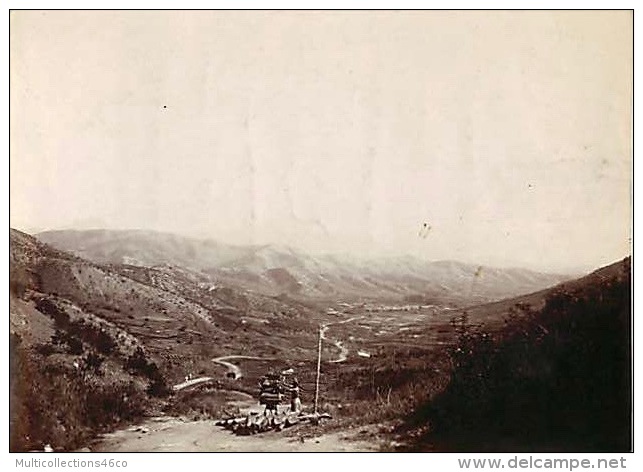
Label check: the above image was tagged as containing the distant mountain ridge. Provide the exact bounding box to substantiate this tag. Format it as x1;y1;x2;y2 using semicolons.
36;229;248;269
37;229;571;306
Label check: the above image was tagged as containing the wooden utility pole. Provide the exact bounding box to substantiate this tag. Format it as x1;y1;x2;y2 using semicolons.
313;325;323;414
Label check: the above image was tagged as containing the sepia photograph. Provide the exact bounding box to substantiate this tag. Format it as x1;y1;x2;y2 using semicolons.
9;9;632;453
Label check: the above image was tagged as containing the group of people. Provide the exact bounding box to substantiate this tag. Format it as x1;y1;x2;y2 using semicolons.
258;370;301;415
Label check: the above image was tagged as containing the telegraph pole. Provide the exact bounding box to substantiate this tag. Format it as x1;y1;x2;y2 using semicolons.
313;324;323;414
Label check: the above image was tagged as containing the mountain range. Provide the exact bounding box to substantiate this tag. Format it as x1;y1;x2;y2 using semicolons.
37;229;571;306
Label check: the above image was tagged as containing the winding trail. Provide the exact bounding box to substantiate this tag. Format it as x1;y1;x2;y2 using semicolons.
328;340;349;363
211;355;276;380
209;316;362;378
321;316;362;363
174;315;363;390
172;377;214;391
176;316;364;388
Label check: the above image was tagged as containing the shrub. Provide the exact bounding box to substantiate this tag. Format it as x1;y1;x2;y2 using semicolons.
126;348;170;397
10;335;148;452
10;267;31;297
81;352;105;376
63;320;116;355
51;329;84;355
35;298;70;326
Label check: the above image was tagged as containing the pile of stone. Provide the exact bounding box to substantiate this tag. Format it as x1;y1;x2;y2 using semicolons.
215;411;331;436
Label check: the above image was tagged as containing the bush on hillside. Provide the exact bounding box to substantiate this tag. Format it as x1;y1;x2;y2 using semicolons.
126;347;170;397
10;266;32;297
10;333;147;452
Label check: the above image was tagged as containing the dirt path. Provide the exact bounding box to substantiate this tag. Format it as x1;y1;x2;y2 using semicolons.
92;394;381;453
172;376;214;391
322;316;362;363
329;340;349;363
91;416;381;452
211;355;275;380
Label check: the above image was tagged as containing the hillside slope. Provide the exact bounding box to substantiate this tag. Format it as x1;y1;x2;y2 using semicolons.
10;229;323;451
402;257;631;451
455;256;631;329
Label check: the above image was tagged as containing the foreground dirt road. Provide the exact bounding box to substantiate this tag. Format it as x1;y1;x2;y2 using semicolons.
91;416;381;452
90;392;384;452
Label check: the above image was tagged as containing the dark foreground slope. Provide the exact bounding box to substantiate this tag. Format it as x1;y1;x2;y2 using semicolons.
401;257;631;452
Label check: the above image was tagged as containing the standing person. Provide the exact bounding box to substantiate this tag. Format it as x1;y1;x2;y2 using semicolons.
290;378;302;413
260;372;281;416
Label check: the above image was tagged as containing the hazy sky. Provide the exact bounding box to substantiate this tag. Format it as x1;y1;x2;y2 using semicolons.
10;11;632;271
